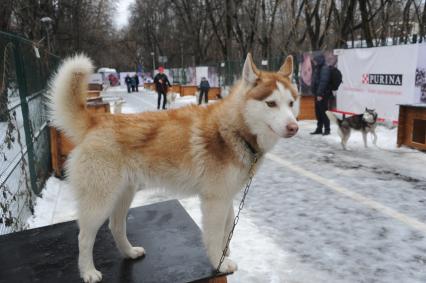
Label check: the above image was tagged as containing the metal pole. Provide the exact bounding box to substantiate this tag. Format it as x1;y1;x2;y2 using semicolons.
180;43;184;67
180;43;184;84
151;52;155;77
13;38;39;194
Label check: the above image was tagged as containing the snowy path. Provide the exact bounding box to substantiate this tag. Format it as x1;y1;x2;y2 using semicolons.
29;87;426;283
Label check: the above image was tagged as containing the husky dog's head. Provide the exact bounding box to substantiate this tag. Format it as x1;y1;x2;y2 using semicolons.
239;54;299;150
362;108;378;124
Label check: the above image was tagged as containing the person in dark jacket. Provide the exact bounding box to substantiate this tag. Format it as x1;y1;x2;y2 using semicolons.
310;54;332;135
198;77;210;105
130;75;137;92
125;74;132;93
154;66;171;110
133;74;139;92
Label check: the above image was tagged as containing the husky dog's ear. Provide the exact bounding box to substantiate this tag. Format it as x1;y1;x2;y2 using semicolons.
242;53;259;84
279;55;294;79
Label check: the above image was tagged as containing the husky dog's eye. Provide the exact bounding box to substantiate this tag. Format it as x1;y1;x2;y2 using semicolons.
289;101;294;107
266;101;277;108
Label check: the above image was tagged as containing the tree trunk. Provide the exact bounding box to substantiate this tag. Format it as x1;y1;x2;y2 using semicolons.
359;0;374;47
0;0;13;31
401;0;413;44
225;0;233;62
338;0;357;48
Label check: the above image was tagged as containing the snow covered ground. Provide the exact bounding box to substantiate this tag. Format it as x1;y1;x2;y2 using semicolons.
28;87;426;283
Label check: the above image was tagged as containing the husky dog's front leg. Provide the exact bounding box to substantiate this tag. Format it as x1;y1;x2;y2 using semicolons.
362;131;368;148
371;128;378;145
200;197;238;273
222;201;234;256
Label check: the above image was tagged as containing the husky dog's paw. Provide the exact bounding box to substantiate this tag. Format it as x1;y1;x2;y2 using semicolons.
126;246;145;259
218;258;238;273
81;268;102;283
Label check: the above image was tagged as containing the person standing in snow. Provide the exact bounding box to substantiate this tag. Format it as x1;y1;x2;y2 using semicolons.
198;77;210;105
154;66;171;110
125;74;132;93
130;75;136;92
133;74;140;92
310;54;332;136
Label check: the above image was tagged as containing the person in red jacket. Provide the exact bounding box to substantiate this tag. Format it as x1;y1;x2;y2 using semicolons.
153;66;171;110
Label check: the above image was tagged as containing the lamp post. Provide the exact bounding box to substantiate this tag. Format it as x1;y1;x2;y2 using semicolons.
151;52;155;77
180;42;184;84
40;17;53;52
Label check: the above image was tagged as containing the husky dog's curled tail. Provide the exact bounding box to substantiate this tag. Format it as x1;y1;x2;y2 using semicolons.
326;111;340;125
49;55;93;145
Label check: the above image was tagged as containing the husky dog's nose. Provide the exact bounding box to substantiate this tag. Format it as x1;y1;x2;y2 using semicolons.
286;122;299;135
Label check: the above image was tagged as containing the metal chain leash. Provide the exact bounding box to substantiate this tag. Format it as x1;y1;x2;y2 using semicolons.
216;153;259;273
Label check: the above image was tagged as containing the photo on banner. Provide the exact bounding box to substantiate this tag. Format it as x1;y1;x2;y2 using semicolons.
299;50;338;108
414;44;426;104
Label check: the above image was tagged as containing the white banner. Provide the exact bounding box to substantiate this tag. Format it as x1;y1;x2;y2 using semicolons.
196;66;209;86
336;45;419;122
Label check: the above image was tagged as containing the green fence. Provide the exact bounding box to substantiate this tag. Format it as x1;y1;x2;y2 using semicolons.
0;31;59;234
169;55;300;88
216;55;301;87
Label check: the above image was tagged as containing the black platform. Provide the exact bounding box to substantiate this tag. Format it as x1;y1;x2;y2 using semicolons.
0;200;227;283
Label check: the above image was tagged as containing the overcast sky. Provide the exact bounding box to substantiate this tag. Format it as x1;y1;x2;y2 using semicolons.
114;0;134;28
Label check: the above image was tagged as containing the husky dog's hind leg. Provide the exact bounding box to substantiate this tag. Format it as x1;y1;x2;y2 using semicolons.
340;128;350;150
70;149;139;283
109;185;145;259
77;190;114;283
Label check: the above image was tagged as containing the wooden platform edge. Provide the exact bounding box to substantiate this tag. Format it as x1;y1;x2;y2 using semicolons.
197;274;228;283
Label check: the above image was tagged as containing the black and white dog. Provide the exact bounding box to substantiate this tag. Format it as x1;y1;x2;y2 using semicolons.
326;109;378;150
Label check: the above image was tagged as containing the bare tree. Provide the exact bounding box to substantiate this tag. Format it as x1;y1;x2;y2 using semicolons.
257;0;282;59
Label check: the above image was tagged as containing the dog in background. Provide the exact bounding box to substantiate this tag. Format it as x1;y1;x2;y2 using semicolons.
326;108;378;150
112;98;125;114
49;53;299;283
166;92;178;108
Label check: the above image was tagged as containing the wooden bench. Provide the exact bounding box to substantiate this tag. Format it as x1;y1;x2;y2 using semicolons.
89;83;103;91
208;87;221;100
181;85;198;96
170;84;182;94
87;90;102;98
87;96;103;103
87;101;110;113
143;82;156;91
0;200;229;283
298;95;316;120
146;84;221;100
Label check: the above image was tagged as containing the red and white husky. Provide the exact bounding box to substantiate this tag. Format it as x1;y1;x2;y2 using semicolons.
49;53;299;283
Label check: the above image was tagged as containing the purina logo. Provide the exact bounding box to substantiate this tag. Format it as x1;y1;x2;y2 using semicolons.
361;73;403;85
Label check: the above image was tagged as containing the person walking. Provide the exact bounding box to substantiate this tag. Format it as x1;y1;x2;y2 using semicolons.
198;77;210;105
310;54;332;135
133;74;140;92
154;66;171;110
125;74;132;93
